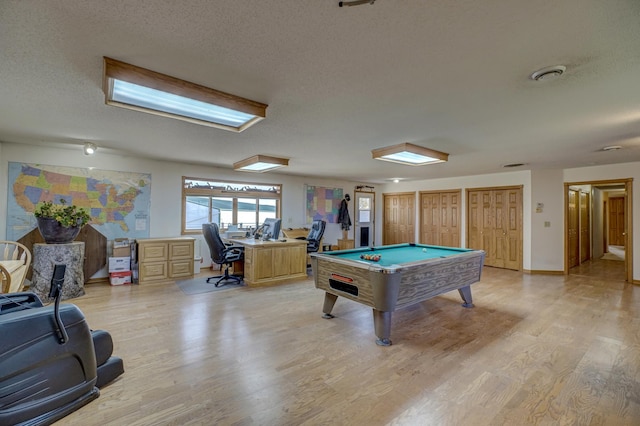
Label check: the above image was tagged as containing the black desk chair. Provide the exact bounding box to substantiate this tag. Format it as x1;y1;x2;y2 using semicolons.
202;223;244;287
305;220;326;254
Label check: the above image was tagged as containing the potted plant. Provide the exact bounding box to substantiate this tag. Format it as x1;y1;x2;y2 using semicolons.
34;199;91;244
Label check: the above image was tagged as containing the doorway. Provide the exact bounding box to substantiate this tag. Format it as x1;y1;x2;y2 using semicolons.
354;190;375;247
564;179;633;282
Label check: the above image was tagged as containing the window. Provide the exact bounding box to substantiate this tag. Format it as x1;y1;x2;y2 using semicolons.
182;177;281;234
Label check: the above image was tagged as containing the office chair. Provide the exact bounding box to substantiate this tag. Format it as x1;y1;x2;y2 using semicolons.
202;223;244;287
305;220;326;254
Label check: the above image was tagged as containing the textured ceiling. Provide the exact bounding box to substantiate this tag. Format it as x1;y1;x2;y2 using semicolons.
1;0;639;183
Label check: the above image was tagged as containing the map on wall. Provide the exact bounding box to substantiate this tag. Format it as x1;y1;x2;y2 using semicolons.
305;185;343;224
7;162;151;241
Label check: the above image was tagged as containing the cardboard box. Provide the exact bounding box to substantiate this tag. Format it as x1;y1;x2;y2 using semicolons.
110;270;132;285
108;256;131;272
113;246;131;257
113;238;130;248
113;238;131;257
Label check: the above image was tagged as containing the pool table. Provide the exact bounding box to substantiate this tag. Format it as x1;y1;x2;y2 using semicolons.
310;243;485;346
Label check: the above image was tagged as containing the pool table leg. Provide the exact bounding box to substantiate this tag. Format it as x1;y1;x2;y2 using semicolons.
373;309;392;346
458;286;474;308
322;292;338;319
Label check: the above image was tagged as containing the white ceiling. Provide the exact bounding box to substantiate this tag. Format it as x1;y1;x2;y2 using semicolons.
1;0;639;183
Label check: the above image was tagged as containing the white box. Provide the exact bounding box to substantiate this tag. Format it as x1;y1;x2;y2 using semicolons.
110;270;132;285
108;256;131;272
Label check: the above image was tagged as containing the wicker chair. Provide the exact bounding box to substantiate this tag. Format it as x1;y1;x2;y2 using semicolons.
0;241;32;293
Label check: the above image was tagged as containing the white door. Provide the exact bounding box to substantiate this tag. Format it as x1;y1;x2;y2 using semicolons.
355;191;375;247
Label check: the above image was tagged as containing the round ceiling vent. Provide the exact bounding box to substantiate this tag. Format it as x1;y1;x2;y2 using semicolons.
530;65;566;81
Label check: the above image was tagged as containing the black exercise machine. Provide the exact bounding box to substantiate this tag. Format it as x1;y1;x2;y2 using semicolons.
0;264;124;425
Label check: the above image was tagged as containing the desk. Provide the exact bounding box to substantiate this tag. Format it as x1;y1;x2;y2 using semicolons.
310;243;485;346
282;228;309;239
227;238;308;287
337;239;355;250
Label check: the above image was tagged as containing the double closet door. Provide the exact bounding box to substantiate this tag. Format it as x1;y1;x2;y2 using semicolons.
383;192;415;245
567;188;592;268
467;187;522;270
419;190;461;247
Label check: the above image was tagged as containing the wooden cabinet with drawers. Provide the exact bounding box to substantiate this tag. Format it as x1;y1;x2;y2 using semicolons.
137;237;195;284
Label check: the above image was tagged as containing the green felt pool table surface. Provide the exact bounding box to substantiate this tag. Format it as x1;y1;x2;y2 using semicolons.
325;243;475;267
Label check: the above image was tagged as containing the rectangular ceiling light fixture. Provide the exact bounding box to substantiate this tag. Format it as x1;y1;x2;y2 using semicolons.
103;57;267;132
233;155;289;173
372;142;449;166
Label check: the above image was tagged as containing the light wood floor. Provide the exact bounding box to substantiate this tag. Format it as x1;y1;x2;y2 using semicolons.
56;260;639;425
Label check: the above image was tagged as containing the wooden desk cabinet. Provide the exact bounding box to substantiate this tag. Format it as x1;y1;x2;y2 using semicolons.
137;237;194;284
337;239;355;250
228;238;307;287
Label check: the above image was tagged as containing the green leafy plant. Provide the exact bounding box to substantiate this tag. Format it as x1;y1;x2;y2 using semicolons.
34;199;91;228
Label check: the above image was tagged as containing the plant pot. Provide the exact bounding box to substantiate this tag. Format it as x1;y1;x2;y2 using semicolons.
36;217;82;244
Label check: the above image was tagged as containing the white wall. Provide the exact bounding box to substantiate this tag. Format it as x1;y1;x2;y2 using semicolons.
530;169;564;271
0;142;364;273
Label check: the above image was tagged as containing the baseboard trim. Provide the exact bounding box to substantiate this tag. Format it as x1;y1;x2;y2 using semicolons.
87;277;109;285
523;269;564;275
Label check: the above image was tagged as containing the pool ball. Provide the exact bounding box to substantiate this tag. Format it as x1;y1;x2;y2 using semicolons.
422;248;427;252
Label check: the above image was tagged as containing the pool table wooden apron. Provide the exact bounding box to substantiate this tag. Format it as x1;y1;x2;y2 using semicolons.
311;249;485;346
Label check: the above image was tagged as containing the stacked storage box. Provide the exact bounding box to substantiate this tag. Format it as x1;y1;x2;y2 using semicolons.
109;238;131;285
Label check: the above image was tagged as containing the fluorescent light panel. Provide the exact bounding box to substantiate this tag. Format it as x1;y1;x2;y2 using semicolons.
103;57;267;132
234;155;289;173
372;143;448;166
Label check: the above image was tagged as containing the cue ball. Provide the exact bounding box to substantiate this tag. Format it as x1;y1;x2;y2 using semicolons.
422;248;427;252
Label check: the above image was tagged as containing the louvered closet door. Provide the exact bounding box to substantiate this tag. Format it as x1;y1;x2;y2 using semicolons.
383;193;415;245
421;192;440;245
499;188;522;270
568;189;579;268
609;197;625;246
580;191;591;263
467;187;522;270
420;191;461;247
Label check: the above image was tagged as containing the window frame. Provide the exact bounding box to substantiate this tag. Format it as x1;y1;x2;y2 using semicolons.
181;176;282;235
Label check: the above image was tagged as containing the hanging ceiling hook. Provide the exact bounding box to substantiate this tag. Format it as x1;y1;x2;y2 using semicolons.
339;0;376;7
